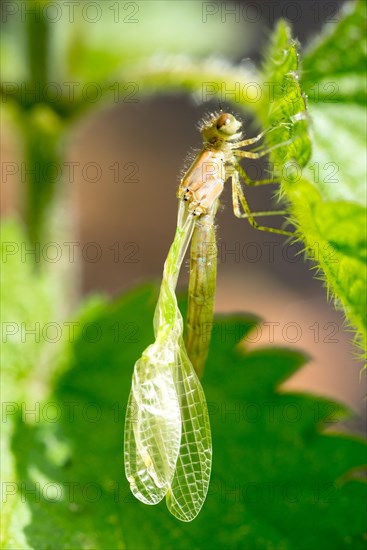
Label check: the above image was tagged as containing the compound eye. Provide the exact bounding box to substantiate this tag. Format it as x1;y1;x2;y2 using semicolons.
216;113;234;130
216;113;240;136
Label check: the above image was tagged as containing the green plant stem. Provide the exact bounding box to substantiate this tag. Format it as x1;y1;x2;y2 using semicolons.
26;0;49;98
22;106;64;247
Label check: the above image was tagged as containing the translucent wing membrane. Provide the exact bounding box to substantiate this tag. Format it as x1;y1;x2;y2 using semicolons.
124;202;212;519
166;343;212;521
124;391;170;504
124;340;181;502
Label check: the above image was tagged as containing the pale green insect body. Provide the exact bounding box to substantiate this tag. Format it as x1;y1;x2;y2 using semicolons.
185;203;218;376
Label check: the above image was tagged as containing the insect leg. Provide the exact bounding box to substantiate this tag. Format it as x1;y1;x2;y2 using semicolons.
234;124;289;148
234;136;293;159
232;169;293;236
234;129;270;148
234;162;277;187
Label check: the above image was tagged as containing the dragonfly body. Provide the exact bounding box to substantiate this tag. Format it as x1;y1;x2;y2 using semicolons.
177;111;292;376
178;111;291;226
125;111;292;521
178;149;226;216
178;113;242;216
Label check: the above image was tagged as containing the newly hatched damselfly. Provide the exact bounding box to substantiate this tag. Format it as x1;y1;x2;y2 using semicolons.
124;111;291;521
180;112;291;376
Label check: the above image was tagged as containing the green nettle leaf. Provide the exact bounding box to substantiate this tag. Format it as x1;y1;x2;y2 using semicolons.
255;1;366;354
5;286;367;549
298;0;367;354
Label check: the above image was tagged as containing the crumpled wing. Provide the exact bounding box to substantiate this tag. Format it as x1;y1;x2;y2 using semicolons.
124;390;167;504
124;340;182;503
